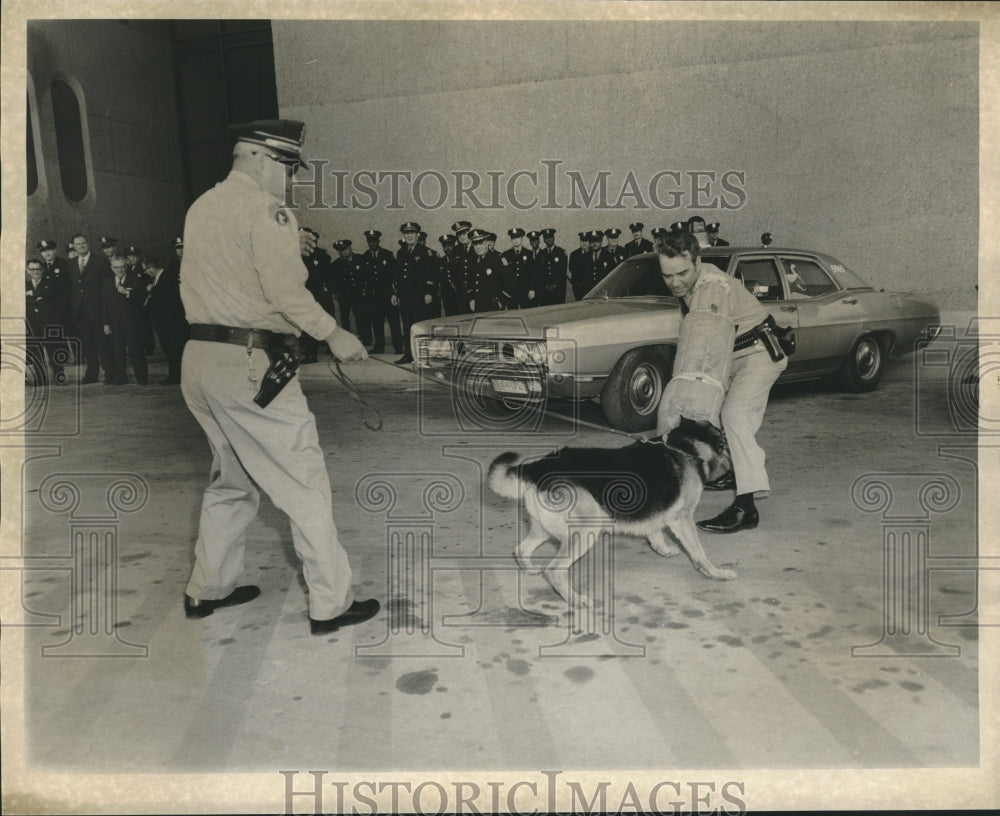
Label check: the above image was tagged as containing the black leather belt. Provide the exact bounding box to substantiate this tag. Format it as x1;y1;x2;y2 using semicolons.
188;323;293;350
733;319;770;351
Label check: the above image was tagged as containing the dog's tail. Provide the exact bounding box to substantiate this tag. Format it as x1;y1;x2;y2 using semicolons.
487;452;522;500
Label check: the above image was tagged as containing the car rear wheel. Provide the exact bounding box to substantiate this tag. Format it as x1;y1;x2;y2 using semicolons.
837;334;884;392
600;346;675;432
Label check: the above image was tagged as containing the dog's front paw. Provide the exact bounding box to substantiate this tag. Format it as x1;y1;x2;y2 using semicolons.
717;568;737;581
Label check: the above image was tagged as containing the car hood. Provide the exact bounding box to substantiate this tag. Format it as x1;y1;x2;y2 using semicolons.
412;297;679;340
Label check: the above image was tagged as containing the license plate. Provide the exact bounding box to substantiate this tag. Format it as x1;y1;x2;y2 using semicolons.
491;379;529;395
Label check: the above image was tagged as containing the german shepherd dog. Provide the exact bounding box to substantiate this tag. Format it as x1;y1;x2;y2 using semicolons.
488;418;736;607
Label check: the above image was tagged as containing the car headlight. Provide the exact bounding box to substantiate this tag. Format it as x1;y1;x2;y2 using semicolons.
417;337;453;361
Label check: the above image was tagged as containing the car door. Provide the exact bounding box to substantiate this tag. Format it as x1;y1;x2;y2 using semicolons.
730;253;801;369
775;253;861;375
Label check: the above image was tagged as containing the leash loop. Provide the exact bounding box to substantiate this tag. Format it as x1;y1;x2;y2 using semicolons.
328;359;383;430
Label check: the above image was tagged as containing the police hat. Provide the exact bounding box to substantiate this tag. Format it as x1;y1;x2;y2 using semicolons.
400;222;421;233
37;239;57;251
101;236;118;248
628;222;644;232
587;230;603;242
605;228;622;239
126;245;141;255
174;237;184;248
487;232;497;242
364;230;382;241
439;234;457;245
507;227;525;238
333;239;352;251
541;228;556;238
707;222;721;232
577;231;587;240
670;221;687;232
651;227;665;238
468;228;490;243
230;119;306;164
451;220;472;235
526;230;542;241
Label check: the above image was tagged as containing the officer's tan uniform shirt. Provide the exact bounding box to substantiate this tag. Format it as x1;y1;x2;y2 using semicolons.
180;170;337;340
682;265;770;359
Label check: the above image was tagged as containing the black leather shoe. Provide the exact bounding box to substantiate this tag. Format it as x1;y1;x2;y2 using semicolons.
310;598;381;635
697;504;759;533
704;471;736;491
81;376;99;384
395;356;413;365
184;585;261;618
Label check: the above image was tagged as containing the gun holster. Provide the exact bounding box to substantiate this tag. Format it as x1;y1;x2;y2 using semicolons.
253;335;302;408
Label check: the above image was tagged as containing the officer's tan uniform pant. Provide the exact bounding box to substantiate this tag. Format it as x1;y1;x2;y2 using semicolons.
721;347;787;497
181;340;354;620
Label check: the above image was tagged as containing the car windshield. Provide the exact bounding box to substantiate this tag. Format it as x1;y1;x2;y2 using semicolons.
825;259;874;290
584;253;730;300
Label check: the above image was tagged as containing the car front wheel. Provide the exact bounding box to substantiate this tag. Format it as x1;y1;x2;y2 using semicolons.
600;346;675;432
837;334;884;392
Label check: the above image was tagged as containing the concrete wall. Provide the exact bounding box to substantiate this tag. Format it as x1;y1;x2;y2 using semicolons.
27;20;187;263
273;21;978;310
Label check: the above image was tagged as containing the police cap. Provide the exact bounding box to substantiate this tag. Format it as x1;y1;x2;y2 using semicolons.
400;222;421;234
364;230;382;241
101;236;118;248
333;239;352;251
37;239;58;251
230;119;306;165
468;229;490;244
174;237;184;248
126;245;141;255
507;227;525;238
605;228;622;238
541;228;556;238
451;220;472;235
707;222;721;233
439;234;457;245
628;222;644;232
526;230;542;241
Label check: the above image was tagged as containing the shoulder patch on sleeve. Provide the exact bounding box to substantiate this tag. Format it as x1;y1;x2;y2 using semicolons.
268;202;290;226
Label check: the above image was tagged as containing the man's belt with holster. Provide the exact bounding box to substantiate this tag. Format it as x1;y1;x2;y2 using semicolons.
188;323;301;408
732;314;796;362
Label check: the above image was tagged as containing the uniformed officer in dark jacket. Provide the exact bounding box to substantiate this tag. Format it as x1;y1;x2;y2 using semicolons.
299;228;336;362
141;256;188;384
361;230;401;355
438;234;468;316
36;239;74;367
567;231;589;301
537;228;568;305
583;229;615;291
393;222;436;364
329;238;359;341
467;229;515;313
605;228;628;267
501;227;535;309
69;233;116;383
707;221;730;246
623;222;654;257
102;254;148;385
25;257;68;385
100;236;119;259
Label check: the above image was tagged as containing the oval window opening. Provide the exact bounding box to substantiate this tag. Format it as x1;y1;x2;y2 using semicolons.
51;79;88;202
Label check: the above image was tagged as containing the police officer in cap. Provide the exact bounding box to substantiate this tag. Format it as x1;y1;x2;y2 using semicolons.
394;222;436;364
467;229;514;313
361;229;401;354
299;228;336;363
584;229;614;291
438;234;468;316
538;228;568;305
501;227;535;308
568;231;589;301
707;221;729;246
101;236;119;258
36;238;74;365
624;222;654;257
179;118;379;635
605;228;627;267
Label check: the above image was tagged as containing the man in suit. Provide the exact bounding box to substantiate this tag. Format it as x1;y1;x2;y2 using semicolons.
624;222;654;257
102;254;148;385
142;256;188;384
69;233;116;383
538;228;568;306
